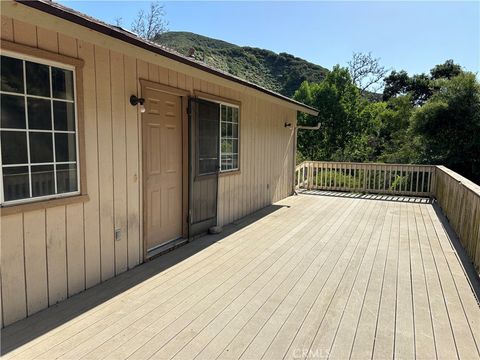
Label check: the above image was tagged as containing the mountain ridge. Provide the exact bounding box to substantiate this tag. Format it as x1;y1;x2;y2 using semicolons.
153;31;329;97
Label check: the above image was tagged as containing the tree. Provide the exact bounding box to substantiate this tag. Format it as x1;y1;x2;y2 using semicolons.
348;52;389;95
409;73;433;105
336;101;386;162
294;66;364;161
430;59;462;80
377;95;421;163
114;17;123;27
131;2;168;40
411;72;480;182
382;70;433;105
382;70;410;101
383;60;463;105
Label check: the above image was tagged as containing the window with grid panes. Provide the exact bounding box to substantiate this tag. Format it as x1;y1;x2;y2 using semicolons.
0;53;79;204
220;104;239;172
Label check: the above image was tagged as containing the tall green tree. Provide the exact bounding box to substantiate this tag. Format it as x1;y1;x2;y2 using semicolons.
412;72;480;181
294;66;363;161
383;71;432;105
430;59;462;80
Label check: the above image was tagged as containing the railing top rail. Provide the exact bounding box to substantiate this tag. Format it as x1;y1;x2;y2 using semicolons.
435;165;480;196
299;161;436;168
295;163;305;172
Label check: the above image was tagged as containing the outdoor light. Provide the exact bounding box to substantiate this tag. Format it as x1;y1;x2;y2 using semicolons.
130;95;146;113
284;122;292;128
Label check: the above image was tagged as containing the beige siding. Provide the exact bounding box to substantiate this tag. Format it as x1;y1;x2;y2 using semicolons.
0;8;297;327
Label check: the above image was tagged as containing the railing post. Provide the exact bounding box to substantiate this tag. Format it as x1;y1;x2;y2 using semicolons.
430;166;437;197
307;161;313;190
302;163;306;189
363;168;367;192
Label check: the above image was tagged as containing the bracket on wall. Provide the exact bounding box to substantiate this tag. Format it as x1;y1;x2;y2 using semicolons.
297;122;321;130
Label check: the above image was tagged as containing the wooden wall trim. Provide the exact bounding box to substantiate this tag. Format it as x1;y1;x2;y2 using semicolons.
140;78;191;97
0;195;89;216
0;39;84;67
181;97;189;238
219;170;241;177
194;90;241;106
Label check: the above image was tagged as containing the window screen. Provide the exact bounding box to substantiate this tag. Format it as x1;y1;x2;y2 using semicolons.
196;99;220;175
0;54;79;204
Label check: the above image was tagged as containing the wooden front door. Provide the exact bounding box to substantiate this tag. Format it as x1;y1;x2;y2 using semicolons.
143;86;183;251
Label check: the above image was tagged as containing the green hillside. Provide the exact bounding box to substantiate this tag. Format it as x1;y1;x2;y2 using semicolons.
154;31;328;97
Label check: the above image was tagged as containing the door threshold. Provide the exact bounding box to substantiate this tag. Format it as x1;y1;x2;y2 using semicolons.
146;237;188;259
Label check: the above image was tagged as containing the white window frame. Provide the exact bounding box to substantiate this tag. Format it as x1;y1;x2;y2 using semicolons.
219;102;239;173
0;50;80;206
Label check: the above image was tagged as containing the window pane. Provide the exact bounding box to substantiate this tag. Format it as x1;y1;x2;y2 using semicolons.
27;98;52;130
57;163;77;194
221;154;230;171
221;122;227;138
1;56;24;93
232;139;238;154
232;107;238;123
226;123;232;138
232;154;238;170
53;101;75;131
29;132;53;163
31;165;54;197
226;106;232;122
1;131;28;164
52;67;74;100
1;94;26;129
26;61;50;97
3;166;29;201
55;133;76;162
221;105;227;122
221;139;232;154
232;123;238;138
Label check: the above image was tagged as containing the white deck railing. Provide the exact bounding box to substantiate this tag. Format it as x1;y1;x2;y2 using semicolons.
295;161;436;196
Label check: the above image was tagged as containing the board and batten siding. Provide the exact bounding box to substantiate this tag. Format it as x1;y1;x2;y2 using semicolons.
0;13;297;327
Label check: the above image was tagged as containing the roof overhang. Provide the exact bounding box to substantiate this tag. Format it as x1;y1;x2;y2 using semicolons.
12;0;319;116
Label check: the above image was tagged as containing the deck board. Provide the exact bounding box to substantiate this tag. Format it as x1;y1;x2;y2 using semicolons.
1;192;479;360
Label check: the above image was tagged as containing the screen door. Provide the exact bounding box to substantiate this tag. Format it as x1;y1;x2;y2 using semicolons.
188;98;220;237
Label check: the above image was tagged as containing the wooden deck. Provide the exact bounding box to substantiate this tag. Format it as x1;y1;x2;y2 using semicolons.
1;192;479;359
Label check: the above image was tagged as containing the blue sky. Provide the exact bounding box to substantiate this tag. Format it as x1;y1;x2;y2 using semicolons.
59;1;480;75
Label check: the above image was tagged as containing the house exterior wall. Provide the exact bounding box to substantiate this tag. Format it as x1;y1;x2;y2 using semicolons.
0;3;297;327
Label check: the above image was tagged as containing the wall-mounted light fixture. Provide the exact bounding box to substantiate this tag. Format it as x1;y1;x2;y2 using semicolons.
130;95;146;113
284;122;292;128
